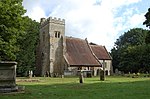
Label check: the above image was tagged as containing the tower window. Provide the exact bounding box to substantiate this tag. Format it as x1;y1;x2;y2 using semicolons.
58;32;60;38
55;31;57;38
54;31;61;38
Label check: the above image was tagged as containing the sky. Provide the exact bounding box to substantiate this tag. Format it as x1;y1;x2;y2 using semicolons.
22;0;150;51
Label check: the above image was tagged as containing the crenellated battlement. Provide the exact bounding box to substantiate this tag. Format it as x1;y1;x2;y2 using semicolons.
40;17;65;27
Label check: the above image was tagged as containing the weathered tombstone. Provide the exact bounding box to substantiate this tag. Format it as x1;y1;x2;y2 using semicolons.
61;75;64;78
127;72;131;77
29;70;33;78
118;71;121;75
79;70;84;83
31;70;33;78
115;68;119;75
100;69;104;81
0;61;24;93
100;60;105;81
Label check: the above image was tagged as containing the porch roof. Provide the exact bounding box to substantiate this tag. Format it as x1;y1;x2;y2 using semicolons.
90;44;112;60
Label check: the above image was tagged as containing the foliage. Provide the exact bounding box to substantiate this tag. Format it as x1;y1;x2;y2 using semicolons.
115;28;147;49
0;0;40;76
143;8;150;44
143;8;150;27
111;28;150;73
145;31;150;44
0;0;26;60
16;17;40;76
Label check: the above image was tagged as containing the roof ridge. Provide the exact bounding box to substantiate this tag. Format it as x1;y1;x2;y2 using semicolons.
66;36;83;40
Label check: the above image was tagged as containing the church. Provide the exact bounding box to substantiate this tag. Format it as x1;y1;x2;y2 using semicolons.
35;17;113;77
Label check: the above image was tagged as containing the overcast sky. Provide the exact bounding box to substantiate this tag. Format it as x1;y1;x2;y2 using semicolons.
22;0;150;51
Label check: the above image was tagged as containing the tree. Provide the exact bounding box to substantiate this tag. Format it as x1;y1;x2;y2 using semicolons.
143;8;150;27
0;0;40;76
111;28;149;73
16;17;40;76
0;0;26;60
143;8;150;44
115;28;147;49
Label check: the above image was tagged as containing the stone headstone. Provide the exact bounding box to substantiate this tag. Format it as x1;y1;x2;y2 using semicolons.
79;70;84;83
115;68;119;75
100;69;104;81
29;70;33;78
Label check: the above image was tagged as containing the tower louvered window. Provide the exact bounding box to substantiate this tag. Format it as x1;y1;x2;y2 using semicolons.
54;31;61;38
58;32;60;38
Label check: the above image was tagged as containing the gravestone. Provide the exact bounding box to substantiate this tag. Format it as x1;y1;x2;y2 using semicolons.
0;61;22;93
100;69;104;81
79;70;84;83
115;68;119;75
29;70;33;78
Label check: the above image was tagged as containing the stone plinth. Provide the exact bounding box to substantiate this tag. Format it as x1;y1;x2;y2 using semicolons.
0;61;18;93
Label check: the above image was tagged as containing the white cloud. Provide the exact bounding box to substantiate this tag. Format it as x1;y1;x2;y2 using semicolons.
23;0;144;51
23;0;46;21
128;13;145;28
27;6;46;21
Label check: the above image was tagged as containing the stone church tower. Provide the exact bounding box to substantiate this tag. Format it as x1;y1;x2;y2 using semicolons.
36;17;65;76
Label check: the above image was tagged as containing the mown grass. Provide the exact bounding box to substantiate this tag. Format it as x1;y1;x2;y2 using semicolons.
0;76;150;99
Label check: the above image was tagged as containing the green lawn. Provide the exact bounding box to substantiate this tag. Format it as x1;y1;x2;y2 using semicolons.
0;76;150;99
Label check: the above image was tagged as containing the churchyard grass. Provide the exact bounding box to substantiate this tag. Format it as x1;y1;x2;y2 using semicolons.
0;76;150;99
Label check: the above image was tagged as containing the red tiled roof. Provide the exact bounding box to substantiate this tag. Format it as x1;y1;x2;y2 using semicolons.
90;45;112;60
64;37;101;67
